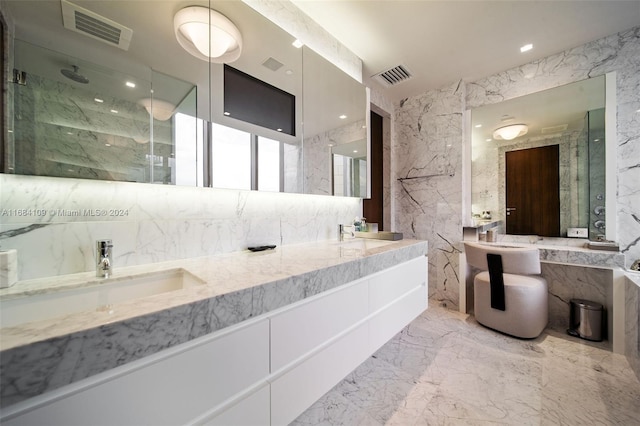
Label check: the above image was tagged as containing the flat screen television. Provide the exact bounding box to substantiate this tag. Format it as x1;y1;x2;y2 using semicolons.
223;65;296;136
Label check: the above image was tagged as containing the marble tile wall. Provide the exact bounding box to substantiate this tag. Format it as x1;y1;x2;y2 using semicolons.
543;263;612;335
0;174;361;281
395;27;640;309
626;273;640;381
393;81;464;306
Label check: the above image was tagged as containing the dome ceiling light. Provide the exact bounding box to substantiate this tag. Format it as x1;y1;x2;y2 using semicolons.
139;98;177;121
492;124;528;141
174;6;242;63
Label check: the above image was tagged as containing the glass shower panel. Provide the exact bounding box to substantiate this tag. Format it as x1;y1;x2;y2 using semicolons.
588;108;606;240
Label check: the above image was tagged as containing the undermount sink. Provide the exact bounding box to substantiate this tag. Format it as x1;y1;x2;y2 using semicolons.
0;269;205;328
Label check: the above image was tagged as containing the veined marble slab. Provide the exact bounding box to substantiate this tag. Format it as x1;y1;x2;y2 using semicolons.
0;238;427;408
479;241;625;269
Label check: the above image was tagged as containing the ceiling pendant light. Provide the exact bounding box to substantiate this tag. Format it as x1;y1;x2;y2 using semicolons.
492;124;528;141
174;6;243;63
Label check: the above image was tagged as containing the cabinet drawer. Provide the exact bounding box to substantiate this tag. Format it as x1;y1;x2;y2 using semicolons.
3;319;270;426
369;256;427;312
202;384;270;426
270;322;370;426
369;283;427;353
270;278;368;372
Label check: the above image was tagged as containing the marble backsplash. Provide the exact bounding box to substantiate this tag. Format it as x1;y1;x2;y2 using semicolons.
0;174;361;281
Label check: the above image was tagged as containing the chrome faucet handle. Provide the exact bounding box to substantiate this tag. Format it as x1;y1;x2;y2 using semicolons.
96;239;113;278
338;224;355;241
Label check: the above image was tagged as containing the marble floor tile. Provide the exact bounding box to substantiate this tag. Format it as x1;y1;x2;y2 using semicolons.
292;302;640;425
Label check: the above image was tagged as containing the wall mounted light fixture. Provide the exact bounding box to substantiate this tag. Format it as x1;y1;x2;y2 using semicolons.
492;124;528;140
174;6;242;63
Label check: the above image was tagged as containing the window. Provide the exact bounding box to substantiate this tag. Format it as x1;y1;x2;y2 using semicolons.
257;136;282;192
209;123;284;191
173;113;204;186
211;122;252;190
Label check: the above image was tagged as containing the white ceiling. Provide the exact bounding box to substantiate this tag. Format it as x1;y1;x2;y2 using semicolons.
292;0;640;102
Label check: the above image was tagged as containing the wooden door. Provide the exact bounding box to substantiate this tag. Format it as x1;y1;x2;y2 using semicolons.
363;111;383;230
505;145;560;237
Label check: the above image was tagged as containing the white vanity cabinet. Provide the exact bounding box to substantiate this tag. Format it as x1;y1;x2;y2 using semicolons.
1;318;271;426
1;255;427;426
269;256;428;425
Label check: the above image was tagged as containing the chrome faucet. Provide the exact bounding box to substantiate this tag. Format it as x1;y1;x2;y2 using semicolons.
96;239;113;278
338;224;355;241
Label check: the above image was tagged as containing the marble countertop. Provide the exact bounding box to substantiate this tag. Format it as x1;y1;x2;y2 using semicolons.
478;240;625;269
0;238;428;408
464;220;503;232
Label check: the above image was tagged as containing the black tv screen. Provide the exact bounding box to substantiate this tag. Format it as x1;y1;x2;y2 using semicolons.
223;65;296;136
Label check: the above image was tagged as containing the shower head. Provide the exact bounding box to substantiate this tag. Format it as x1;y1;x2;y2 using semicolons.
60;65;89;84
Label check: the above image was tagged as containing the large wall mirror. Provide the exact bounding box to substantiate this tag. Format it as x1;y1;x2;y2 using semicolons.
470;73;616;241
302;46;369;197
1;0;368;197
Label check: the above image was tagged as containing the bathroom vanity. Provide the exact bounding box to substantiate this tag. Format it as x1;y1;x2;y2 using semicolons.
0;239;428;425
459;238;627;352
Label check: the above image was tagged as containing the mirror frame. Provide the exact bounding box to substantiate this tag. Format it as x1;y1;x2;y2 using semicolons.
462;71;617;242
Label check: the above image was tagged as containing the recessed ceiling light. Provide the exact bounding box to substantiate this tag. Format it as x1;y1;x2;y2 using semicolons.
67;132;73;135
110;109;118;114
7;129;13;133
339;114;347;119
353;150;358;153
594;139;600;142
277;128;283;132
285;69;293;75
94;98;104;103
475;124;482;128
486;138;492;142
292;39;303;48
520;43;533;53
105;143;111;147
125;81;136;88
223;111;230;116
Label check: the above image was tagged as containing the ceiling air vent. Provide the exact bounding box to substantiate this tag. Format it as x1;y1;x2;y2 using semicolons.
262;57;284;72
372;65;412;87
61;0;133;50
541;124;568;134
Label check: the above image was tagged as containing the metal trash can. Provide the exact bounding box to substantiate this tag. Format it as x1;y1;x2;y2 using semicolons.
567;299;604;342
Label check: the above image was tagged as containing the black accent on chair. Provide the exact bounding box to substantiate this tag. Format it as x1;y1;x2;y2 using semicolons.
487;253;506;311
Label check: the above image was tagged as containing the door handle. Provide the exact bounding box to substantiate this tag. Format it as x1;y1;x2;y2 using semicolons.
506;207;516;216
